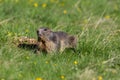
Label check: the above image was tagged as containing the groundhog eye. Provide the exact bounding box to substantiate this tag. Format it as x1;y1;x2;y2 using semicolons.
44;28;47;31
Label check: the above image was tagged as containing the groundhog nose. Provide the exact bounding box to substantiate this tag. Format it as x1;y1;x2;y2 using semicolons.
37;30;41;35
37;30;39;34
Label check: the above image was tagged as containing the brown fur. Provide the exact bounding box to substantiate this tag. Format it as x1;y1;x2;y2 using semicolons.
36;27;77;53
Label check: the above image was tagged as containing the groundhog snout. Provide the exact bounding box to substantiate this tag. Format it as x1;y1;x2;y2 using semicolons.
37;29;43;36
37;28;50;36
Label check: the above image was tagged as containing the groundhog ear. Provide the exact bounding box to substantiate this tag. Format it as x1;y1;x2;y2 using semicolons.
47;29;52;32
47;29;52;34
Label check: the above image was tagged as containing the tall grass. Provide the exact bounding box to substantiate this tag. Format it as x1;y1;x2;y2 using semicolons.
0;0;120;80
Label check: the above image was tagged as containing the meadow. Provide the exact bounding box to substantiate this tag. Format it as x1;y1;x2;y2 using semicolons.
0;0;120;80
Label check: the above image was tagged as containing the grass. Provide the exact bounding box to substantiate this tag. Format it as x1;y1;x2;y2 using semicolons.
0;0;120;80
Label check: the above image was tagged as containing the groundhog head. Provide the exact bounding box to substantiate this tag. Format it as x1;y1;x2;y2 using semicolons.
37;27;54;42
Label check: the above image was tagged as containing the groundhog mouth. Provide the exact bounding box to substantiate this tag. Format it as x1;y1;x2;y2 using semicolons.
38;35;49;42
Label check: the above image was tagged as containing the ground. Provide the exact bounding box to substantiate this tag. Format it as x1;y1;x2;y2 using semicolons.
0;0;120;80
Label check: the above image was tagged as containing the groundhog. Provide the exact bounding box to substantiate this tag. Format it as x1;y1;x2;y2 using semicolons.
36;27;77;53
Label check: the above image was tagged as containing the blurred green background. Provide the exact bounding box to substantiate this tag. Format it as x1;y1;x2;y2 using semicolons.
0;0;120;80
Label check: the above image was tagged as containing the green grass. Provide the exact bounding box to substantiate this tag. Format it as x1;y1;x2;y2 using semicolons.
0;0;120;80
